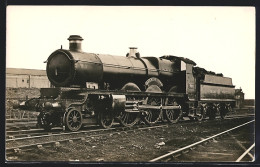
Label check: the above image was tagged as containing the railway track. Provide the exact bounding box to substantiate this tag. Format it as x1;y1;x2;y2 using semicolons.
149;120;255;162
6;124;101;139
6;124;169;155
6;118;37;123
5;111;254;131
6;128;63;139
6;125;110;143
236;143;255;162
6;114;254;142
6;113;254;141
6;120;38;131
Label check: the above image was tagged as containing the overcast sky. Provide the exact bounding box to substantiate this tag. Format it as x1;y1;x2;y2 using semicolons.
6;6;255;99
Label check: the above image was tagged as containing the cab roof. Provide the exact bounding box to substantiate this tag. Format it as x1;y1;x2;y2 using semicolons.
160;55;196;66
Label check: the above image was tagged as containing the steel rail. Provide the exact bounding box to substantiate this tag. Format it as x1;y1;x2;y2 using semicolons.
6;128;62;135
6;114;254;142
6;124;167;142
149;120;255;162
6;127;117;142
236;143;255;162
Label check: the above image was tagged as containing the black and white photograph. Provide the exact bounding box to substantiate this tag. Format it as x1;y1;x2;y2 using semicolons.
5;6;255;162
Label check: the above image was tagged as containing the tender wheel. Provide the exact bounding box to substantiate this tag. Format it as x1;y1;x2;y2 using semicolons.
66;108;83;131
197;106;205;121
209;111;216;120
98;110;114;129
164;98;183;124
118;83;141;127
208;105;216;120
220;105;229;119
37;112;52;131
220;110;227;119
142;97;162;125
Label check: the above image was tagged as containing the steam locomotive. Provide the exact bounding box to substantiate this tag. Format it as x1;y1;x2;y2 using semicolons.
14;35;235;131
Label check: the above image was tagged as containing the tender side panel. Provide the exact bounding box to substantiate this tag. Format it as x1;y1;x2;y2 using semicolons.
200;84;235;101
204;74;233;86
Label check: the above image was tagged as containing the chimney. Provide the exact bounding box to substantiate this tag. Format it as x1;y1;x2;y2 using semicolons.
68;35;84;52
127;47;140;58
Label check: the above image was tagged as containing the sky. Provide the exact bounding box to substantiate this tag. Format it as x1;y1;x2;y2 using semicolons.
6;6;255;99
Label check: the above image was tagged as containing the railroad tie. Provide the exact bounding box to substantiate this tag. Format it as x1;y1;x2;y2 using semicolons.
80;137;86;142
37;145;43;149
182;150;190;154
54;142;61;147
9;136;15;139
14;148;21;153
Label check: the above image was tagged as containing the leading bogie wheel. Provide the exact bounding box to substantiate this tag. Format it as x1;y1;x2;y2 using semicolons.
66;108;83;131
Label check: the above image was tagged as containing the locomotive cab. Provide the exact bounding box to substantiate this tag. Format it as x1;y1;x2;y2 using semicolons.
159;55;196;95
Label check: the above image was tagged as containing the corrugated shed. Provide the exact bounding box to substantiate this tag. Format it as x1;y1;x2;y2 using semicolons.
6;68;46;76
6;68;50;88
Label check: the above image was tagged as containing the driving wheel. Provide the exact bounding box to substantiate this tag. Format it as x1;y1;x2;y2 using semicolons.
164;98;182;124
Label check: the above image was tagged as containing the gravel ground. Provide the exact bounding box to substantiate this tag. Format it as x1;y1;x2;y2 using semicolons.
6;116;254;162
172;122;254;162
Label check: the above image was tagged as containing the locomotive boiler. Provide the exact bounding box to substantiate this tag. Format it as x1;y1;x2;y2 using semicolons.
47;35;181;91
14;35;235;131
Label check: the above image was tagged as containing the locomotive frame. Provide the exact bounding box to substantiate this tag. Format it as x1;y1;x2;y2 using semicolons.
14;35;236;131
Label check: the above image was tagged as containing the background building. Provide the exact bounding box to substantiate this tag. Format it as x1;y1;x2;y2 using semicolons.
6;68;51;88
235;88;244;108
